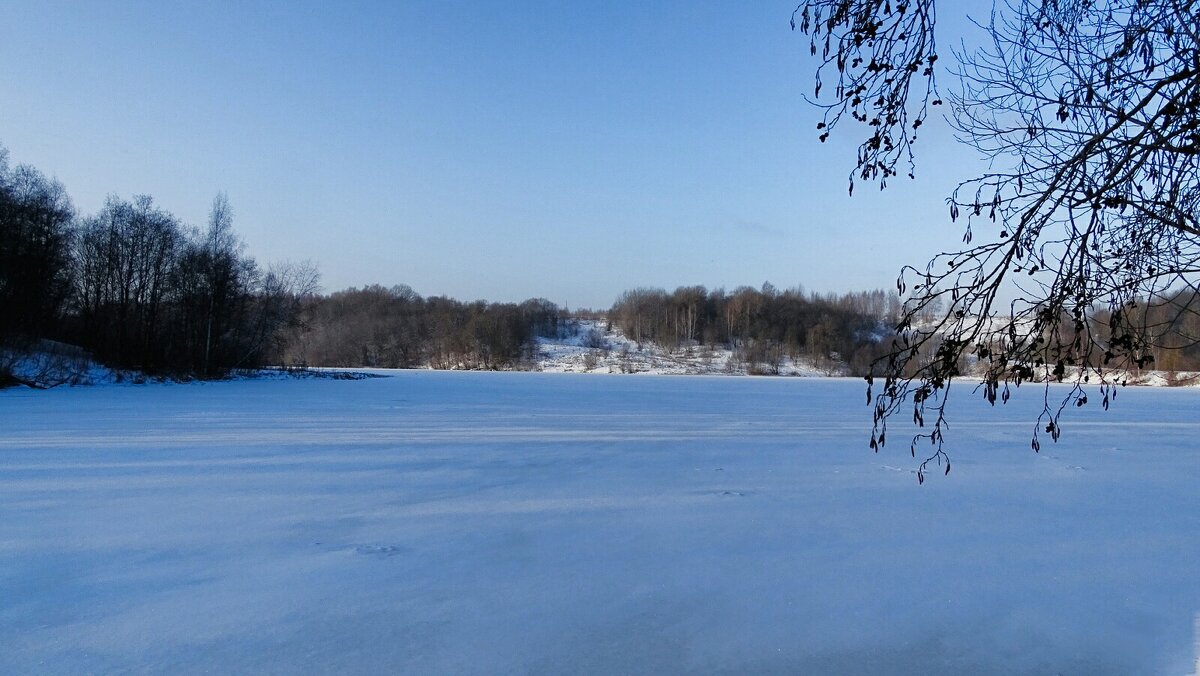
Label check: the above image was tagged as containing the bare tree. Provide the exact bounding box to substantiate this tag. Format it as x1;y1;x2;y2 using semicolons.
74;195;179;368
0;151;75;343
198;193;245;374
242;259;321;368
795;0;1200;480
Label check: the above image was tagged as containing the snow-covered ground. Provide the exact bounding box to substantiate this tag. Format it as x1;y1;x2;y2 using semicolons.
535;319;828;376
2;373;1199;673
1;341;120;388
535;319;1200;386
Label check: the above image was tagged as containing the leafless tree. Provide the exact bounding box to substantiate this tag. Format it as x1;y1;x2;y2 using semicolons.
75;195;180;367
0;150;75;343
795;0;1200;481
242;259;321;368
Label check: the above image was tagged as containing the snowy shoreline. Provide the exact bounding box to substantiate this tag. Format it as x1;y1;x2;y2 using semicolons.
7;318;1200;389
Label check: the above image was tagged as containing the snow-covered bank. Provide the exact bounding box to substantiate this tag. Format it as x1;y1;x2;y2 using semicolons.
2;373;1199;673
535;319;830;376
536;319;1200;388
9;318;1199;389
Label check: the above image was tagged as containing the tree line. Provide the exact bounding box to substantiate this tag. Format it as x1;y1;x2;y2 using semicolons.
19;136;1198;384
285;283;903;375
13;129;1200;388
286;286;563;370
0;139;912;382
0;144;316;384
610;284;902;375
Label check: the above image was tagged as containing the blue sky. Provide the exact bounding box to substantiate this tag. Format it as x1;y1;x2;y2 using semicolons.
1;1;991;308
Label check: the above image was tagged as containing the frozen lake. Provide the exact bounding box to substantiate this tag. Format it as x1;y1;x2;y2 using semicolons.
2;372;1199;674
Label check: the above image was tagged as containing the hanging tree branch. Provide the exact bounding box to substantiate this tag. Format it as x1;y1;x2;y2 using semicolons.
795;0;1200;481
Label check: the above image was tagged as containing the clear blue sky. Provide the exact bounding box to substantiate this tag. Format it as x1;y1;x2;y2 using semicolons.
1;1;990;309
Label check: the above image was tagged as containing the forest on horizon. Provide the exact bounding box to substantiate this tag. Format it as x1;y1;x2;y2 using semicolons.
0;143;908;383
7;143;1200;385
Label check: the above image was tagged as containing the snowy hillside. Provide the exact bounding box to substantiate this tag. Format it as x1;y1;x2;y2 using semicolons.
535;319;1200;387
535;319;830;376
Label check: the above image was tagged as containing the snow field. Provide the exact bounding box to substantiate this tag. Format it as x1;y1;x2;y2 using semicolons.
1;372;1199;673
